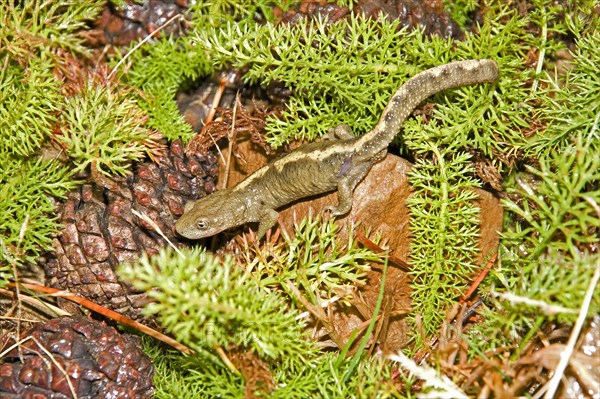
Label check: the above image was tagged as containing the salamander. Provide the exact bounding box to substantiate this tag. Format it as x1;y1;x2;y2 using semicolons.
175;59;499;240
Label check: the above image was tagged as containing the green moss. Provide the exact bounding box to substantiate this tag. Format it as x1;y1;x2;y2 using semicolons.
471;4;600;361
245;215;380;298
0;157;79;267
0;0;102;269
58;81;153;176
119;247;316;360
0;57;60;157
0;0;102;59
2;0;599;395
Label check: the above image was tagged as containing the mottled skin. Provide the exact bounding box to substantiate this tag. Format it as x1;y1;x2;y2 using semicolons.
176;59;499;240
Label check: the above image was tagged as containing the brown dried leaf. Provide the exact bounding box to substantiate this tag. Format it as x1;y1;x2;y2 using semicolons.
228;346;274;399
225;140;503;354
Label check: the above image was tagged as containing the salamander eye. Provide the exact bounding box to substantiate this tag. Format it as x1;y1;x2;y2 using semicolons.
197;220;209;230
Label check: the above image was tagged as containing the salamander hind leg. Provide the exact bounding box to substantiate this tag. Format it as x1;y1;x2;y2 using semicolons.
323;124;354;141
323;161;373;216
323;178;354;216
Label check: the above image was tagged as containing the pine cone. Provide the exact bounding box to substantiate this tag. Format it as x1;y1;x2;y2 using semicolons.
0;316;154;399
89;0;189;47
44;140;218;321
278;0;464;40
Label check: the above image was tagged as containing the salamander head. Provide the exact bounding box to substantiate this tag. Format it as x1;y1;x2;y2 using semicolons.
175;189;248;239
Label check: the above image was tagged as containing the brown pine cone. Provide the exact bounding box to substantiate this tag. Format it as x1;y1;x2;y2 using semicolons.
277;0;464;40
44;140;218;321
0;316;154;399
89;0;189;47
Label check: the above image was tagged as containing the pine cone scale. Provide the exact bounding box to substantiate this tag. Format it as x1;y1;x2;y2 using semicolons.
0;316;155;398
81;234;110;263
107;217;137;251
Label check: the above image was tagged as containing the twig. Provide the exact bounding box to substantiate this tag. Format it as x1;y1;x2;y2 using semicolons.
543;262;599;398
296;295;341;320
9;282;193;355
221;93;239;190
388;351;469;399
355;230;410;271
214;344;240;375
460;253;497;304
0;287;69;318
201;76;228;168
342;256;388;383
8;215;30;359
108;14;184;80
531;15;547;93
491;290;579;316
415;254;498;364
131;209;183;256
